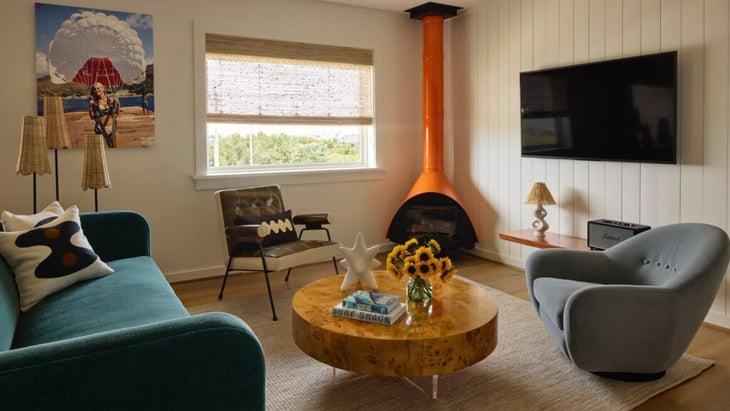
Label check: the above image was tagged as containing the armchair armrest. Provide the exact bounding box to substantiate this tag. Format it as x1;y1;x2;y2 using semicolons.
526;248;613;285
526;249;615;311
226;224;267;243
0;312;265;411
292;213;333;227
564;285;678;372
80;211;151;261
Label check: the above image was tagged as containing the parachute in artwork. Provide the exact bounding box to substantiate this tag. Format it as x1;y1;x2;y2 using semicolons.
47;11;146;87
36;3;155;149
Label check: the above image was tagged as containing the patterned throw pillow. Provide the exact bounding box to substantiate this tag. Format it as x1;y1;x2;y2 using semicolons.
1;201;64;232
234;209;299;247
0;206;114;312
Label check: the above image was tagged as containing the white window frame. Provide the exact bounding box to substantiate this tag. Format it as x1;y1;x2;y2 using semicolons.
192;23;385;190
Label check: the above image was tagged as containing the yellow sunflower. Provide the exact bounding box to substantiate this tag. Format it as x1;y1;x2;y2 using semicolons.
386;238;457;283
416;261;435;279
428;238;441;253
404;238;419;250
438;257;452;272
386;259;403;279
439;261;457;282
389;244;406;262
442;270;456;282
403;258;418;277
414;246;434;264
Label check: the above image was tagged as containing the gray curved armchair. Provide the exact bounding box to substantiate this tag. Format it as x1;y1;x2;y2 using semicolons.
525;223;730;381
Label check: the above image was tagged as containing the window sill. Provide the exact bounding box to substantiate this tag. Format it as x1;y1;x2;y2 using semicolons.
193;167;387;190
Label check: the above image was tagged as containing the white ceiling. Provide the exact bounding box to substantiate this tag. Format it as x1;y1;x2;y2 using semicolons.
319;0;484;14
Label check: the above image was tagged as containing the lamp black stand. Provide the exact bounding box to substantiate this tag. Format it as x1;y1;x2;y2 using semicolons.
53;149;60;202
32;172;38;213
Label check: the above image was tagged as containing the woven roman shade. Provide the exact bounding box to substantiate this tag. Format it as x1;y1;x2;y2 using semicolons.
205;34;373;126
206;34;372;65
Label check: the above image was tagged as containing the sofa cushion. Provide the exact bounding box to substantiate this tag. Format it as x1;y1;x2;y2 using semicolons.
0;206;114;312
533;277;598;330
0;202;65;349
1;201;64;232
12;256;189;348
0;259;19;351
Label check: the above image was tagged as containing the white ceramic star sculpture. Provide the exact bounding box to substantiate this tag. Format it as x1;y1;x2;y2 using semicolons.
339;232;381;291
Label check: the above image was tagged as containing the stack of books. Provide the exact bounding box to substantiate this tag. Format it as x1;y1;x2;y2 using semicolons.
332;290;406;325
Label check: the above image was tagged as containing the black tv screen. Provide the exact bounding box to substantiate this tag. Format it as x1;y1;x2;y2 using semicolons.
520;51;677;164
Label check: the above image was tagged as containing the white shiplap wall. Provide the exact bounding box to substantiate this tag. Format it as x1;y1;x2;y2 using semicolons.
448;0;730;327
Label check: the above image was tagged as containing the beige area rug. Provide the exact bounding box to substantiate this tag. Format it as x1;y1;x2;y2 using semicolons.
188;276;713;410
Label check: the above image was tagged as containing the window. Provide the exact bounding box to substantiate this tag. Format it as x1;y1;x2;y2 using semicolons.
204;34;374;174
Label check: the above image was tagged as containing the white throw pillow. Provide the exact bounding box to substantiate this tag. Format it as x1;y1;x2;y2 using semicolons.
0;206;114;311
1;201;64;232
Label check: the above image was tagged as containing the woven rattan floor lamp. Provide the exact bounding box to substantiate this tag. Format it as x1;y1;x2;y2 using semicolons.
43;96;71;202
17;116;51;213
82;134;111;212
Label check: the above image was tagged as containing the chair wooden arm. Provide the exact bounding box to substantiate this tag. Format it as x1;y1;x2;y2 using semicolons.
292;213;333;228
225;224;268;242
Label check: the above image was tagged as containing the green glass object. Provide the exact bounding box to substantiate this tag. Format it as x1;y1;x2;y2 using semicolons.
407;276;432;302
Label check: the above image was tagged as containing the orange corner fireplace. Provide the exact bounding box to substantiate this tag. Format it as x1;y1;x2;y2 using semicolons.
387;2;477;249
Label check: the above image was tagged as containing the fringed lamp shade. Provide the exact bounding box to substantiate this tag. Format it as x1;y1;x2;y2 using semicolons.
524;182;556;206
82;135;111;212
43;97;70;149
525;182;556;237
44;96;71;202
17;116;51;213
82;134;112;190
17;116;51;176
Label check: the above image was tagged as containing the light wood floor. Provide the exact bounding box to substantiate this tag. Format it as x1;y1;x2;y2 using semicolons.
171;252;730;410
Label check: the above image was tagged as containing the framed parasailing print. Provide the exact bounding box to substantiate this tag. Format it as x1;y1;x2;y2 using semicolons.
35;3;154;148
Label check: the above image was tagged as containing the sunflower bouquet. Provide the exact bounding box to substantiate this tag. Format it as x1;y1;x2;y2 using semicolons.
386;238;457;301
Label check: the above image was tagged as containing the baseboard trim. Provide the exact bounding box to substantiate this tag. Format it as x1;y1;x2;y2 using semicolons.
165;266;223;283
463;247;526;270
705;311;730;330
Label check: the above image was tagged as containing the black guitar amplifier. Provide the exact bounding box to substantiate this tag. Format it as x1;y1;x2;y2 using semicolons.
587;219;651;250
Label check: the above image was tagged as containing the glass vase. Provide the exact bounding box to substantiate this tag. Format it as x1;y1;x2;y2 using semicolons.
407;276;432;303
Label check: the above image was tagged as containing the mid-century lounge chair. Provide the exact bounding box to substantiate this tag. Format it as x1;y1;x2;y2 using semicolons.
526;223;730;381
214;185;340;320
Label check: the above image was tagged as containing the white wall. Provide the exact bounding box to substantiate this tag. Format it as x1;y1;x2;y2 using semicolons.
0;1;422;280
448;0;730;327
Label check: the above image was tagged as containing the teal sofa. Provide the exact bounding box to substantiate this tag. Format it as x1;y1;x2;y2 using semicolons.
0;211;265;410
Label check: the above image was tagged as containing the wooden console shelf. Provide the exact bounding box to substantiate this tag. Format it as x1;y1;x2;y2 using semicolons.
499;229;591;251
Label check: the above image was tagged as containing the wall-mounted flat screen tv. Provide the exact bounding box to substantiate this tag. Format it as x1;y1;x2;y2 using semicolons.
520;51;677;164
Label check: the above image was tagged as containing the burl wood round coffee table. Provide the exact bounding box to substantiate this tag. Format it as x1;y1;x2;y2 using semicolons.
291;271;498;398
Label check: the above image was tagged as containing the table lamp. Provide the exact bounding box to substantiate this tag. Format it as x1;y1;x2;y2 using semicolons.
81;134;111;212
525;182;556;237
17;116;51;213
